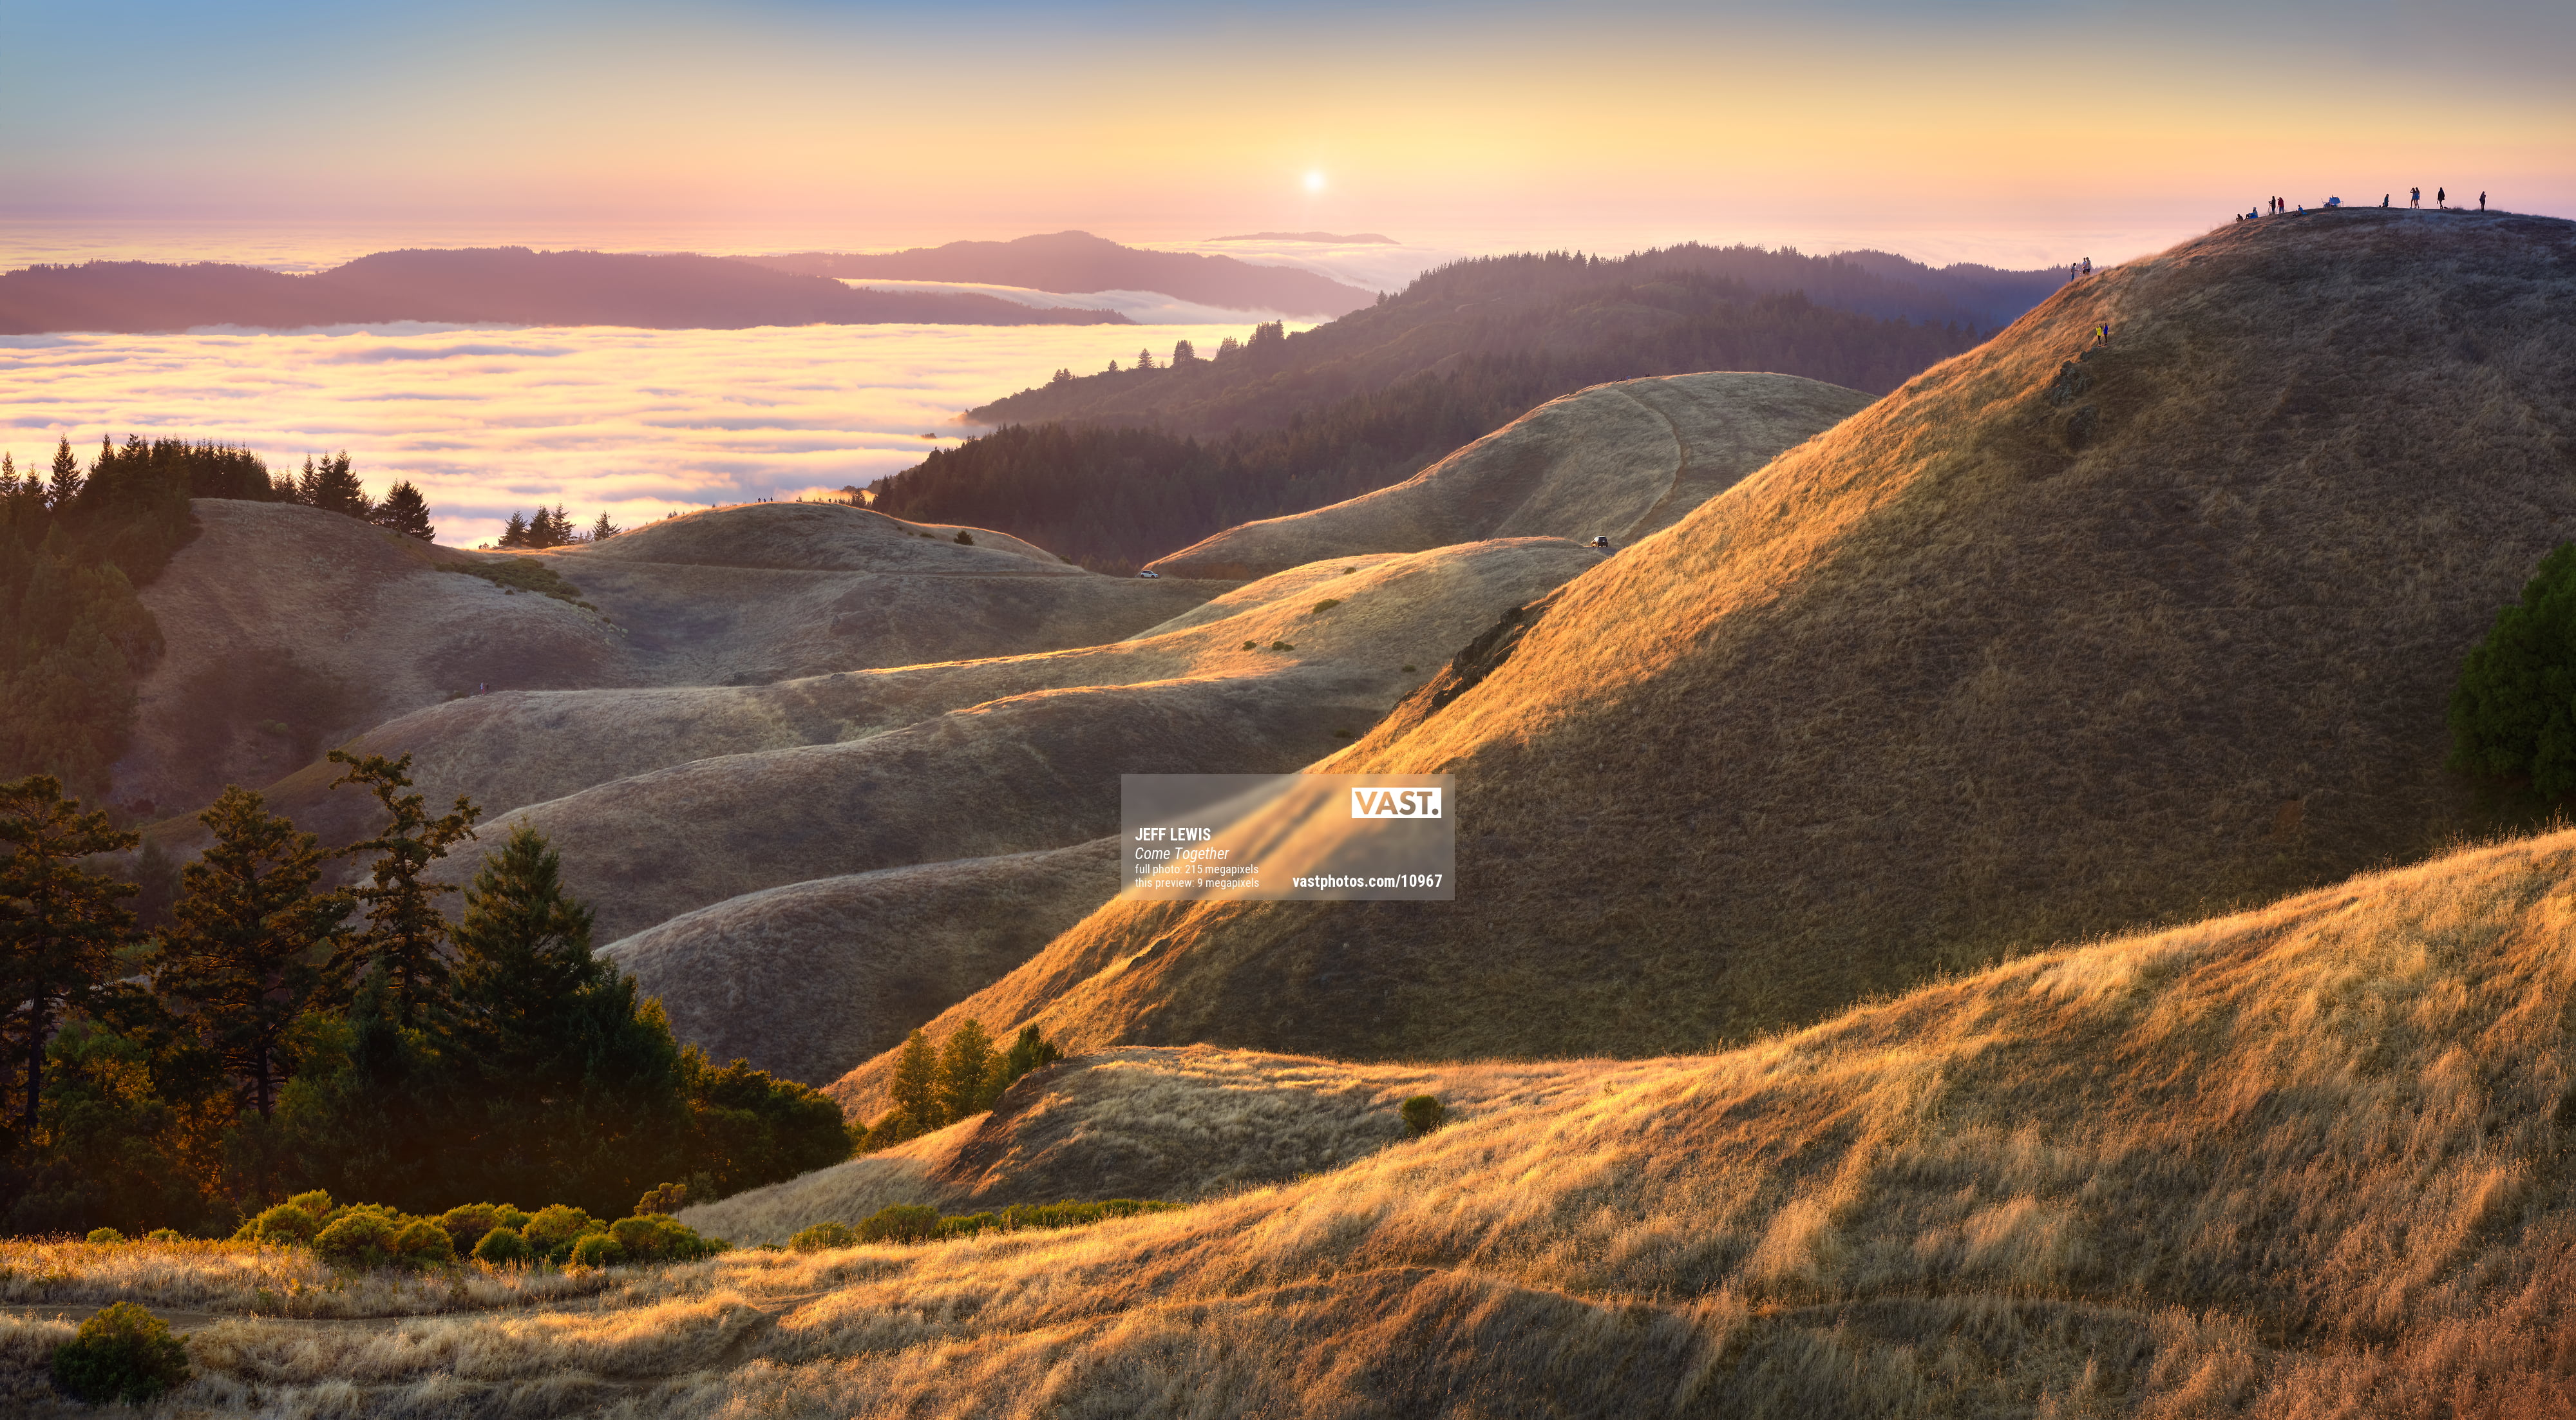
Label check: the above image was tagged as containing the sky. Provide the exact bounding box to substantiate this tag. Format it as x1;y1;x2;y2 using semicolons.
5;0;2570;268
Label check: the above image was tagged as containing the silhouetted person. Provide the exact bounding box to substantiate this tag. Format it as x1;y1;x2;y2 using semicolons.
2082;257;2093;275
2479;191;2488;211
2382;194;2391;207
2438;187;2446;207
2411;187;2421;207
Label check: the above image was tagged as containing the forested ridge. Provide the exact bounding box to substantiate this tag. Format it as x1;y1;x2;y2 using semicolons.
877;264;1997;571
0;439;435;801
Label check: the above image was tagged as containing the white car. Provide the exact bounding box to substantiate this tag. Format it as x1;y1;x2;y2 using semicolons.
1136;570;1162;578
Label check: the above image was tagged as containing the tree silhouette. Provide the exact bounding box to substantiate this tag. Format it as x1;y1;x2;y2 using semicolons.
0;775;139;1133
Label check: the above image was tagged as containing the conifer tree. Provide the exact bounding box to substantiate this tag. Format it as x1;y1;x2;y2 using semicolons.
44;439;81;510
547;504;574;547
0;775;140;1134
155;788;347;1120
294;455;319;506
498;511;529;549
0;452;16;500
935;1019;993;1122
444;824;683;1207
1171;339;1197;364
886;1028;939;1137
370;482;436;542
305;453;369;519
1135;347;1156;370
587;511;620;542
323;752;478;1025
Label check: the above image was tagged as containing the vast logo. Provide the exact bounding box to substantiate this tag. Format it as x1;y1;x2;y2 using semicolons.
1350;787;1443;819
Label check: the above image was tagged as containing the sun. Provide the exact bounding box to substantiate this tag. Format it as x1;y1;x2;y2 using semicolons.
1303;170;1326;195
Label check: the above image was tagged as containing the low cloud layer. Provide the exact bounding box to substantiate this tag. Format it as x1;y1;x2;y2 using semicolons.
1;319;1273;548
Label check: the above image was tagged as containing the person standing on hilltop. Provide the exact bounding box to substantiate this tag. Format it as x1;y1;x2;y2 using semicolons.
2383;194;2391;207
2082;257;2093;275
2438;187;2447;207
2411;187;2421;207
2480;191;2488;211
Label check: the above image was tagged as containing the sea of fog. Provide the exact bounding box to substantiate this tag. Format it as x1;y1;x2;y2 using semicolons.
1;320;1289;549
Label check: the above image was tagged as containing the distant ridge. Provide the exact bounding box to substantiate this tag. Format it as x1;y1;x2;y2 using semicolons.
746;232;1378;317
1208;231;1397;245
0;247;1130;334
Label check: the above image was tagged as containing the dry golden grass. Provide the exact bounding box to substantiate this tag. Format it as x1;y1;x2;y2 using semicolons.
1148;372;1871;578
884;208;2576;1082
0;1236;617;1317
48;823;2576;1414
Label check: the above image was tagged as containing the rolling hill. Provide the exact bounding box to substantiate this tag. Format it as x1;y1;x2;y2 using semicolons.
0;249;1128;334
1145;372;1873;578
743;231;1378;317
834;207;2576;1107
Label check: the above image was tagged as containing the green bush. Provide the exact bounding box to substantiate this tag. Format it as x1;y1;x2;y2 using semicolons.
633;1182;688;1216
285;1189;335;1216
856;1205;943;1244
145;1228;182;1243
471;1226;531;1265
789;1220;857;1253
314;1209;403;1271
392;1219;455;1269
85;1227;125;1245
567;1233;625;1268
436;1202;518;1254
1401;1095;1446;1136
1311;598;1341;614
50;1302;189;1403
234;1202;325;1245
611;1214;723;1262
522;1204;605;1262
2453;544;2576;797
953;530;974;545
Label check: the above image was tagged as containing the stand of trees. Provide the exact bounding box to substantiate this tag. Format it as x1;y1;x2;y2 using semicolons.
0;438;438;800
875;275;1987;571
495;506;618;549
0;763;853;1235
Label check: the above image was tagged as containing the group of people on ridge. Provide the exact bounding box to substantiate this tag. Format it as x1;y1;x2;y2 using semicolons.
2240;187;2487;222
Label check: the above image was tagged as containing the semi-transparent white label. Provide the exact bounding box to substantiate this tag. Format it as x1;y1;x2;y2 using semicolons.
1120;773;1455;900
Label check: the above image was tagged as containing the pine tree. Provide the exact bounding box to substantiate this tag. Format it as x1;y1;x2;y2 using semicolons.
935;1019;993;1122
305;453;368;519
294;455;319;506
0;775;140;1134
443;824;683;1210
44;439;81;509
498;511;529;549
1135;347;1156;370
547;504;573;547
886;1028;938;1138
155;787;346;1121
588;511;620;542
323;752;479;1026
1171;339;1197;364
370;482;436;542
0;453;16;500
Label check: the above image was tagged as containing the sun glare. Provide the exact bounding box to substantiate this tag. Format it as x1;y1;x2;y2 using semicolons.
1303;170;1326;194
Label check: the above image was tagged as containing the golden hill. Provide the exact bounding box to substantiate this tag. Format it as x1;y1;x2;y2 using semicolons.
43;822;2576;1414
118;498;1213;822
1144;371;1871;578
843;208;2576;1097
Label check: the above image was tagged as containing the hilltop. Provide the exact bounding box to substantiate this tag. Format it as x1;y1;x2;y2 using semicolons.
744;231;1376;317
0;249;1128;334
844;207;2576;1091
1147;372;1873;578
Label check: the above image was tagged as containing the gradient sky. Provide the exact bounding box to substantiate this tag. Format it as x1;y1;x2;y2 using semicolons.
6;0;2570;265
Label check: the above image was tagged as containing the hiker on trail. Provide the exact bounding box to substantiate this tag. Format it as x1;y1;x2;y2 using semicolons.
2068;262;2079;283
2093;323;2110;348
2411;187;2421;207
2082;257;2093;276
2480;192;2488;211
2438;187;2447;207
2383;194;2391;207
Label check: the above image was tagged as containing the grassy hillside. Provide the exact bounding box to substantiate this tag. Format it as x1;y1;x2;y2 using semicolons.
857;207;2576;1083
28;826;2576;1414
1146;372;1871;578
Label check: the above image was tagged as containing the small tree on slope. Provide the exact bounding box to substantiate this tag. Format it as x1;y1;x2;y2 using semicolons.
0;775;137;1134
2452;543;2576;798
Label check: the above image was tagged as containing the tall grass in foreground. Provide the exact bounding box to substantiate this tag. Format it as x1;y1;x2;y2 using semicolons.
18;828;2576;1413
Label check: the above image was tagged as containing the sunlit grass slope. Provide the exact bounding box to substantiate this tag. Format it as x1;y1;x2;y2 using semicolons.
886;208;2576;1080
26;826;2576;1415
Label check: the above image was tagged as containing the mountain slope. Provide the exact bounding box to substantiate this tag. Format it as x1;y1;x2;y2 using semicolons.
851;207;2576;1087
745;231;1376;316
1146;372;1871;578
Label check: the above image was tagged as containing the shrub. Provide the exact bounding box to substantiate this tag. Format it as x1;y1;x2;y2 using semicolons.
1401;1095;1446;1135
392;1218;455;1269
85;1227;126;1244
1311;598;1342;614
522;1204;605;1262
938;1211;1001;1240
611;1213;723;1262
567;1233;625;1268
235;1202;324;1245
50;1302;189;1403
145;1228;182;1243
953;530;974;545
1243;639;1258;650
314;1209;402;1271
286;1189;335;1216
634;1182;688;1216
472;1226;531;1265
790;1220;858;1253
1402;663;1417;672
857;1205;943;1244
2452;543;2576;797
437;1202;516;1254
1269;641;1295;651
